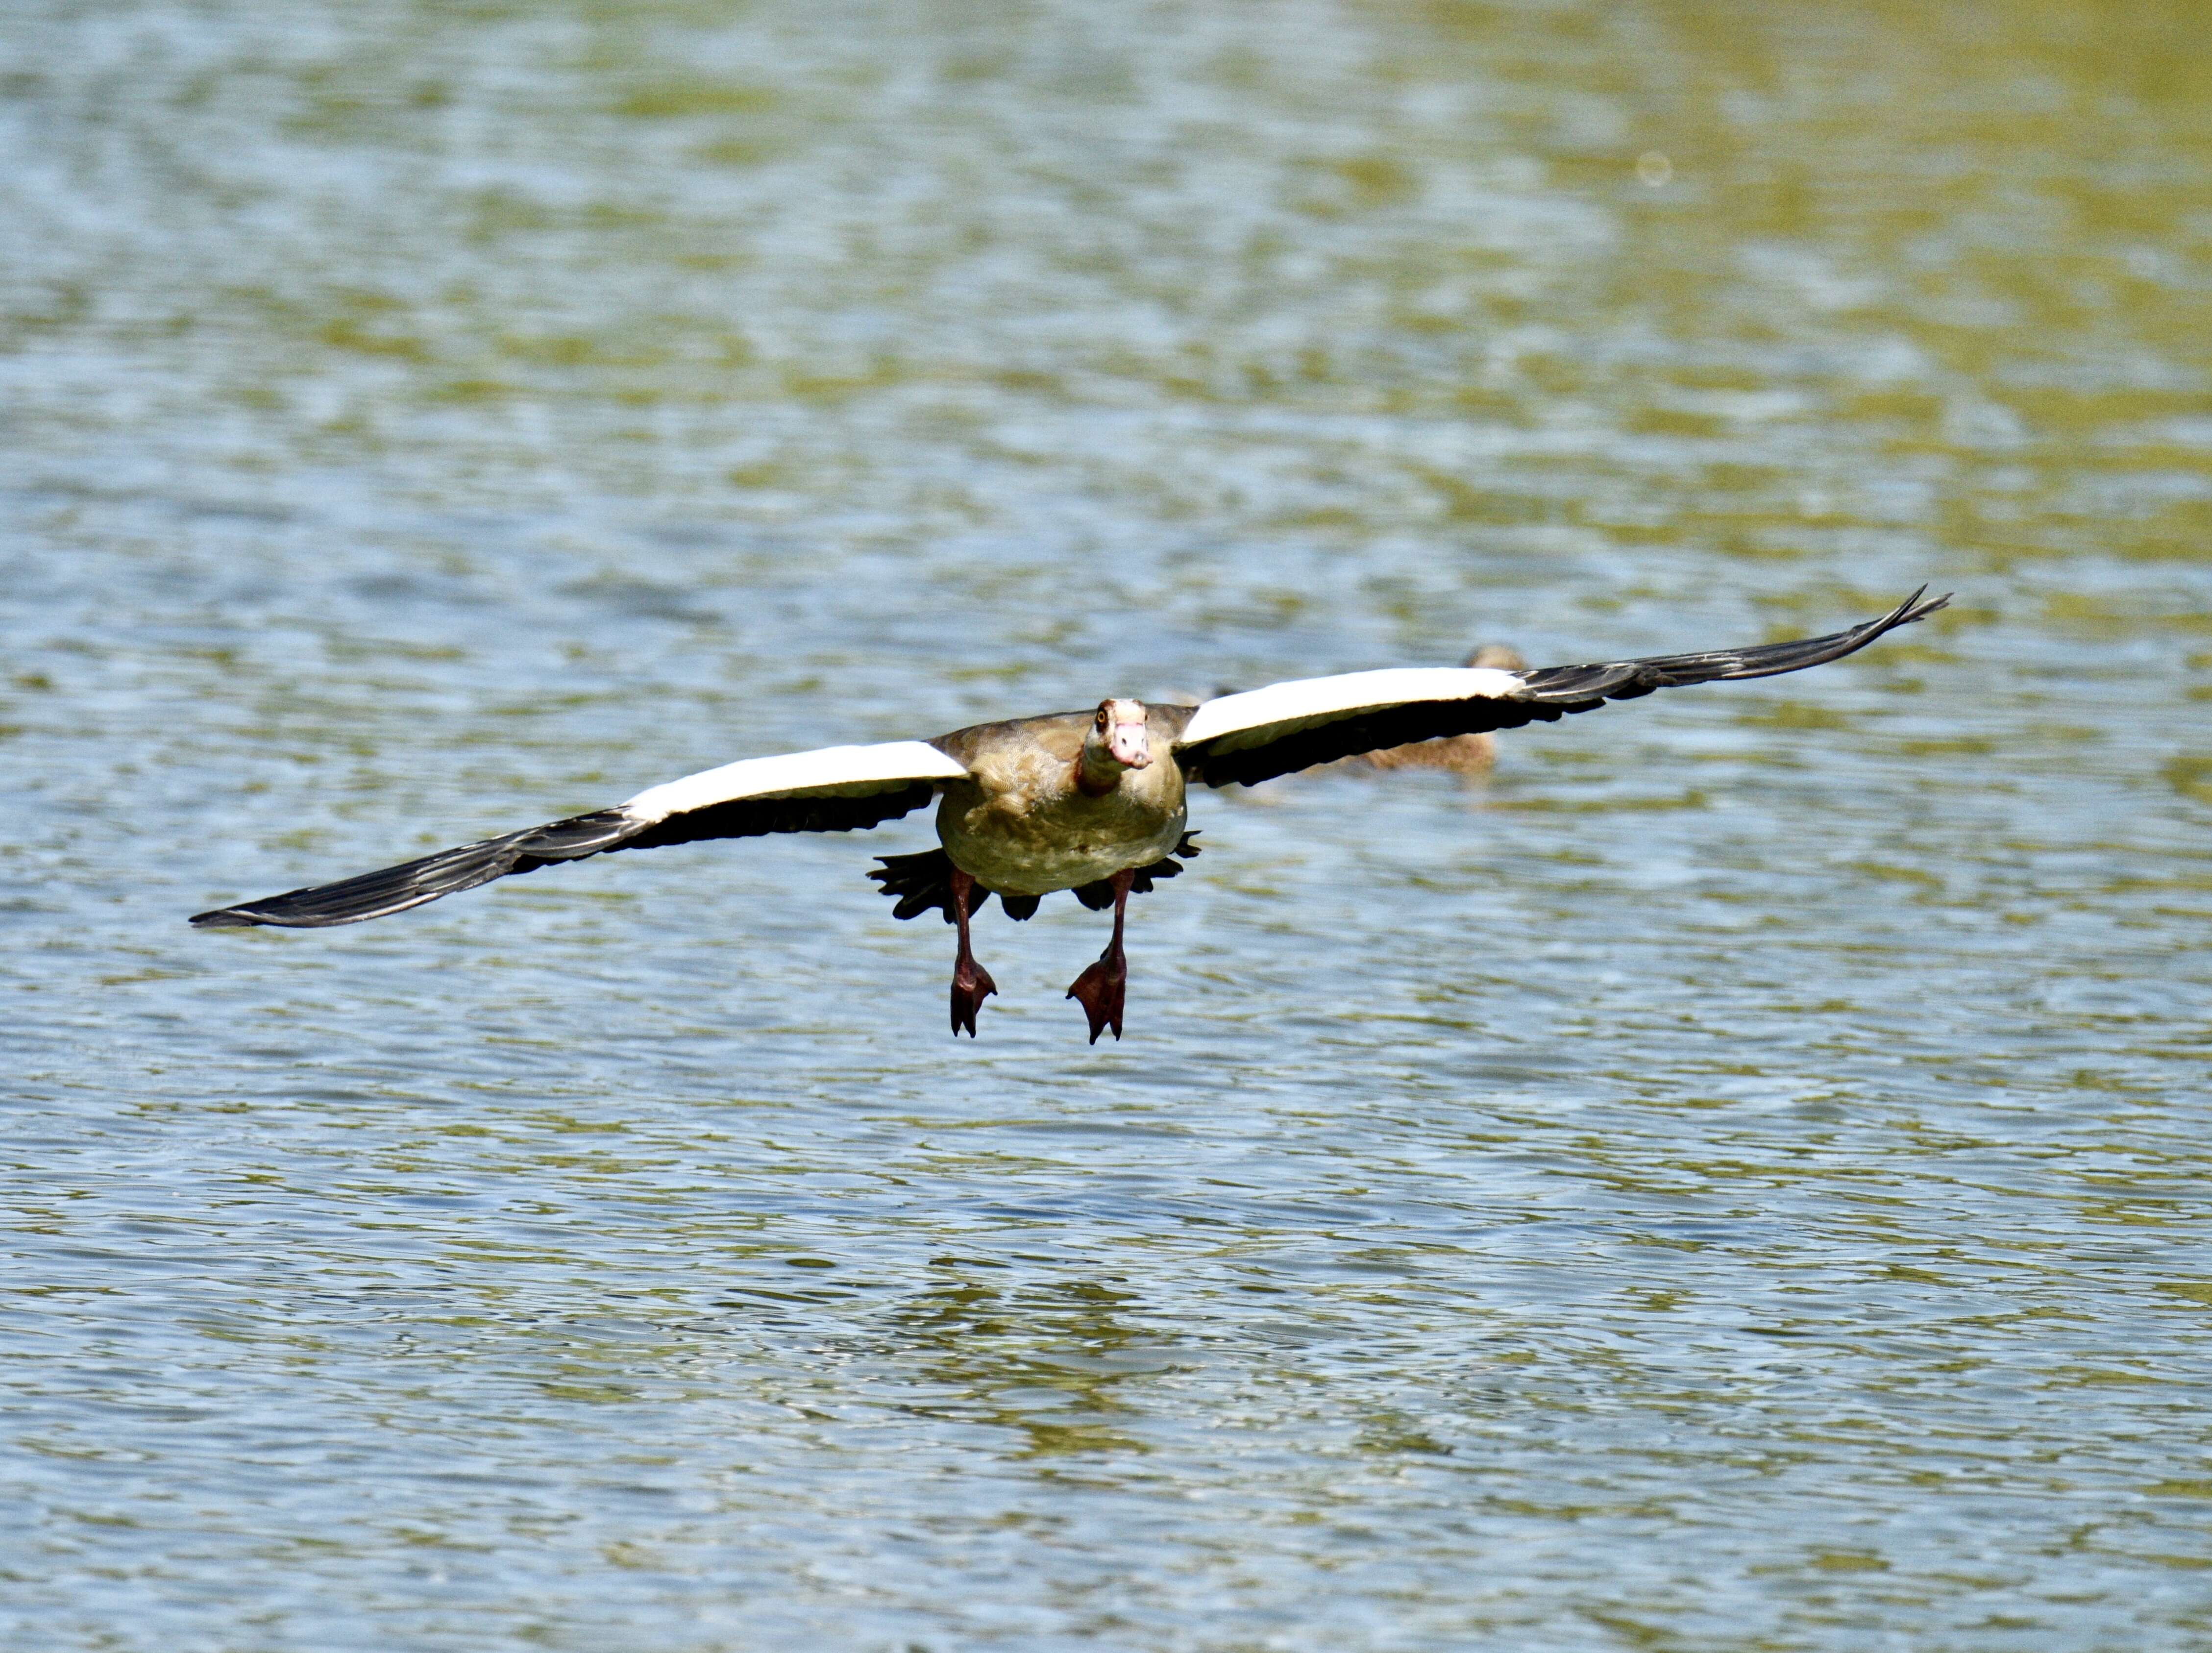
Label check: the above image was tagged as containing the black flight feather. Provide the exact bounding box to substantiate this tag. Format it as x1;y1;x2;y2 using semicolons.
189;783;942;931
188;809;637;929
1184;588;1948;789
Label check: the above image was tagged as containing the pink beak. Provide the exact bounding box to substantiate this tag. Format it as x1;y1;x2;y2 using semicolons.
1107;722;1153;769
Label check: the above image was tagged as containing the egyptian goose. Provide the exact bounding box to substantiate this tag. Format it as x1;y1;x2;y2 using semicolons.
193;588;1948;1041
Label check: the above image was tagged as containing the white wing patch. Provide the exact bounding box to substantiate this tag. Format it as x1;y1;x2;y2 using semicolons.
621;740;969;825
1177;667;1527;754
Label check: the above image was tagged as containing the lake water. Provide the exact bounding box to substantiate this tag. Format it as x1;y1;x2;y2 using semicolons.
5;1;2211;1647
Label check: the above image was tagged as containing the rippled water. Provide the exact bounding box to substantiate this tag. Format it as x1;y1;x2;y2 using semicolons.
7;1;2212;1647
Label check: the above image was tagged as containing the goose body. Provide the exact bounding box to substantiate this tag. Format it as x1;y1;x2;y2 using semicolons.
193;589;1949;1040
933;710;1190;897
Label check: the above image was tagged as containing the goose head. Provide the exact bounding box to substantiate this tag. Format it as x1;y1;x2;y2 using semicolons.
1076;698;1153;794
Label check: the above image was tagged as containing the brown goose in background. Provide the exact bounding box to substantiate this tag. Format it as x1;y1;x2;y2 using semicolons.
193;589;1949;1042
1333;642;1527;774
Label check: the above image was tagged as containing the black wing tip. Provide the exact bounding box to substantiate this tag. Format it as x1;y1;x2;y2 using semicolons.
1742;583;1955;672
1895;585;1953;623
1855;585;1952;645
188;897;384;929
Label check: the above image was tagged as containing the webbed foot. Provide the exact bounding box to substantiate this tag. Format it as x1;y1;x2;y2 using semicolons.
951;956;998;1037
1065;951;1126;1044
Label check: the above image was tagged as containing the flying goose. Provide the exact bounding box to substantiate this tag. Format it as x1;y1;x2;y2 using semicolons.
192;588;1949;1041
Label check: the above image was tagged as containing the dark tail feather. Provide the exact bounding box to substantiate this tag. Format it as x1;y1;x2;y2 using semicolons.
189;809;637;929
869;834;1202;924
1073;833;1202;908
866;848;990;923
1518;587;1951;705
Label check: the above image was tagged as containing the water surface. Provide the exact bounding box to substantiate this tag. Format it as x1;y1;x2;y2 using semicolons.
5;1;2212;1647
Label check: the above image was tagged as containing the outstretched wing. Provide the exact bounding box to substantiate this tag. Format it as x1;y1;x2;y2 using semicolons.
1174;587;1950;789
190;740;971;929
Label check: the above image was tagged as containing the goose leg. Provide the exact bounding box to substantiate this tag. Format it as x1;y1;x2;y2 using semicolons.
1065;867;1133;1044
948;868;997;1037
